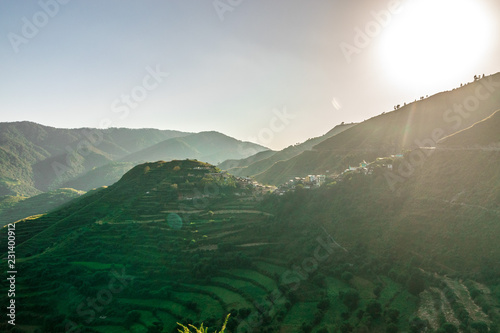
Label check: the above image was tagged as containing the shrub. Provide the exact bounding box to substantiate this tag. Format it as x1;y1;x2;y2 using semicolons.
365;301;382;319
409;317;429;333
438;322;458;333
407;271;425;295
341;271;354;282
340;289;360;311
317;299;330;311
385;308;400;324
470;321;489;333
340;322;353;333
386;323;399;333
374;284;383;298
125;310;141;328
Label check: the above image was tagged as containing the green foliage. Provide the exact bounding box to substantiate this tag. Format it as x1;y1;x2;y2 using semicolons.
125;310;141;328
409;317;429;333
177;314;229;333
341;271;354;282
407;271;425;296
386;323;399;333
470;321;489;333
385;308;400;324
438;322;458;333
340;289;360;312
365;300;382;319
0;188;85;225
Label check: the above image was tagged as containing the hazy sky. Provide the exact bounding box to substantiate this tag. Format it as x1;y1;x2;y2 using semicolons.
1;0;499;150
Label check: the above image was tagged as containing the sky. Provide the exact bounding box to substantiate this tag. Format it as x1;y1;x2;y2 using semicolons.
1;0;499;150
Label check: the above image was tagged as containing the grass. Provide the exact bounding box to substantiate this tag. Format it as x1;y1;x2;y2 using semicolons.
377;276;403;305
189;285;251;310
70;261;123;270
173;292;225;318
349;276;376;300
254;260;288;276
177;314;230;333
282;302;318;327
212;277;268;298
390;290;418;327
225;268;278;291
94;326;128;333
120;298;189;317
325;277;352;297
136;310;159;327
130;323;148;333
156;311;179;331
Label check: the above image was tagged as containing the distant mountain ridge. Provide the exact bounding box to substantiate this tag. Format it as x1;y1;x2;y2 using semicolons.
219;122;357;178
0;122;190;195
121;131;268;165
0;122;266;196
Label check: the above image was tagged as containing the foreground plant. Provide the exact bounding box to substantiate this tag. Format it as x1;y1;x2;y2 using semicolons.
177;314;230;333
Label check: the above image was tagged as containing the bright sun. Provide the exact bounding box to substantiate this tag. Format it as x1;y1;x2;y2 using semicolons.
378;0;494;89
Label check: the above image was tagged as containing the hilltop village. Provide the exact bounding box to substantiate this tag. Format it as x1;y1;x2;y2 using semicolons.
210;154;405;197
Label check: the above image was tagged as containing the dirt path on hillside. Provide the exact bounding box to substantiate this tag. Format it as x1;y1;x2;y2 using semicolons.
211;210;273;216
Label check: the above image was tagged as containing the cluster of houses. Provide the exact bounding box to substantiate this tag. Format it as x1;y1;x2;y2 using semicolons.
234;176;276;194
274;174;327;195
184;154;406;198
338;155;403;178
344;160;372;175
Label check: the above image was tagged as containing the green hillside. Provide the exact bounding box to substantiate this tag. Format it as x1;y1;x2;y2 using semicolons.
0;188;85;226
438;109;500;148
2;157;499;333
254;73;500;185
314;73;500;153
59;162;136;192
0;176;41;197
220;123;356;178
218;150;277;171
254;149;377;186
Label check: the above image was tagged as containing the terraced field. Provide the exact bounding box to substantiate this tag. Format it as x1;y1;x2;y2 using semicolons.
4;160;499;332
11;204;497;332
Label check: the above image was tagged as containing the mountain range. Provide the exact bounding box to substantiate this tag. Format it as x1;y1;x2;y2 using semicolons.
0;123;267;196
1;73;500;333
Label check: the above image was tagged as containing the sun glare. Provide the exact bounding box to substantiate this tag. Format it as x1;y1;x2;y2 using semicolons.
378;0;494;89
